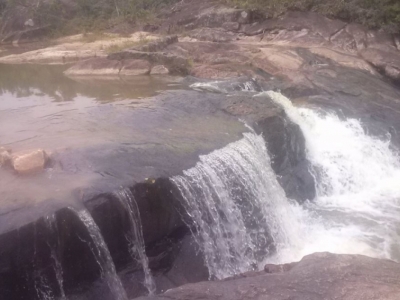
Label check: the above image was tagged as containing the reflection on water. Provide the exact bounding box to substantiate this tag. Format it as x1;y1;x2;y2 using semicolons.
0;64;182;103
0;64;183;151
0;66;246;234
0;64;184;232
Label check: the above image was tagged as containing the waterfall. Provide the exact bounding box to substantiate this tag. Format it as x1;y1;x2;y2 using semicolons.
33;271;54;300
32;215;64;300
172;133;304;279
44;214;67;300
114;189;156;295
265;91;400;261
74;209;128;300
172;90;400;279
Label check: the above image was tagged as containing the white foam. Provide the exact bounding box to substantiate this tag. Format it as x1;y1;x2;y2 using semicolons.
266;91;400;262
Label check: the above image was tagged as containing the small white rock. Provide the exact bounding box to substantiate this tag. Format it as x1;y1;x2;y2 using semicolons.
150;65;170;75
24;19;35;27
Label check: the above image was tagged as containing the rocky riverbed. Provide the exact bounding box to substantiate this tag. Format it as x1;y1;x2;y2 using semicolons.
1;0;400;299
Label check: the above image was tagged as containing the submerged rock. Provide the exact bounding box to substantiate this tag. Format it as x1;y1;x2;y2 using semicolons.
136;253;400;300
11;149;48;175
0;147;11;167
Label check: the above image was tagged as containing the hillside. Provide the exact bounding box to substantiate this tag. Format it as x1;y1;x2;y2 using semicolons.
1;0;400;41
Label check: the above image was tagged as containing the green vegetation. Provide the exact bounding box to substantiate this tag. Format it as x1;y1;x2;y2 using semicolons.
225;0;400;32
0;0;177;36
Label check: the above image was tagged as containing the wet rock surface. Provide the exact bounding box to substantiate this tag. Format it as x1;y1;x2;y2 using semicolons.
136;253;400;300
0;77;312;299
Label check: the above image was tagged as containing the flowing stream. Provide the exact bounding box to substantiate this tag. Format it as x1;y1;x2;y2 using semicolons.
75;209;128;300
44;215;67;300
173;91;400;279
172;133;303;279
114;189;156;295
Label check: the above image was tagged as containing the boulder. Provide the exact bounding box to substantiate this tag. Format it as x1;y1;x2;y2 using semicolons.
150;65;169;75
11;149;48;175
136;253;400;300
119;59;151;76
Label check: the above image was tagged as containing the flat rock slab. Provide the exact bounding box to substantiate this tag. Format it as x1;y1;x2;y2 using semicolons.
136;252;400;300
0;32;160;64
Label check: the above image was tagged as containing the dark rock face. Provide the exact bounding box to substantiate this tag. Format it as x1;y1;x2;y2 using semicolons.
135;253;400;300
255;117;315;202
215;87;315;202
0;208;108;300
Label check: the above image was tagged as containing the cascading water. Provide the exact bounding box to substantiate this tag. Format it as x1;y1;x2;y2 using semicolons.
74;209;128;300
32;218;59;300
172;133;304;279
44;214;67;300
114;189;156;295
265;91;400;261
173;90;400;279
